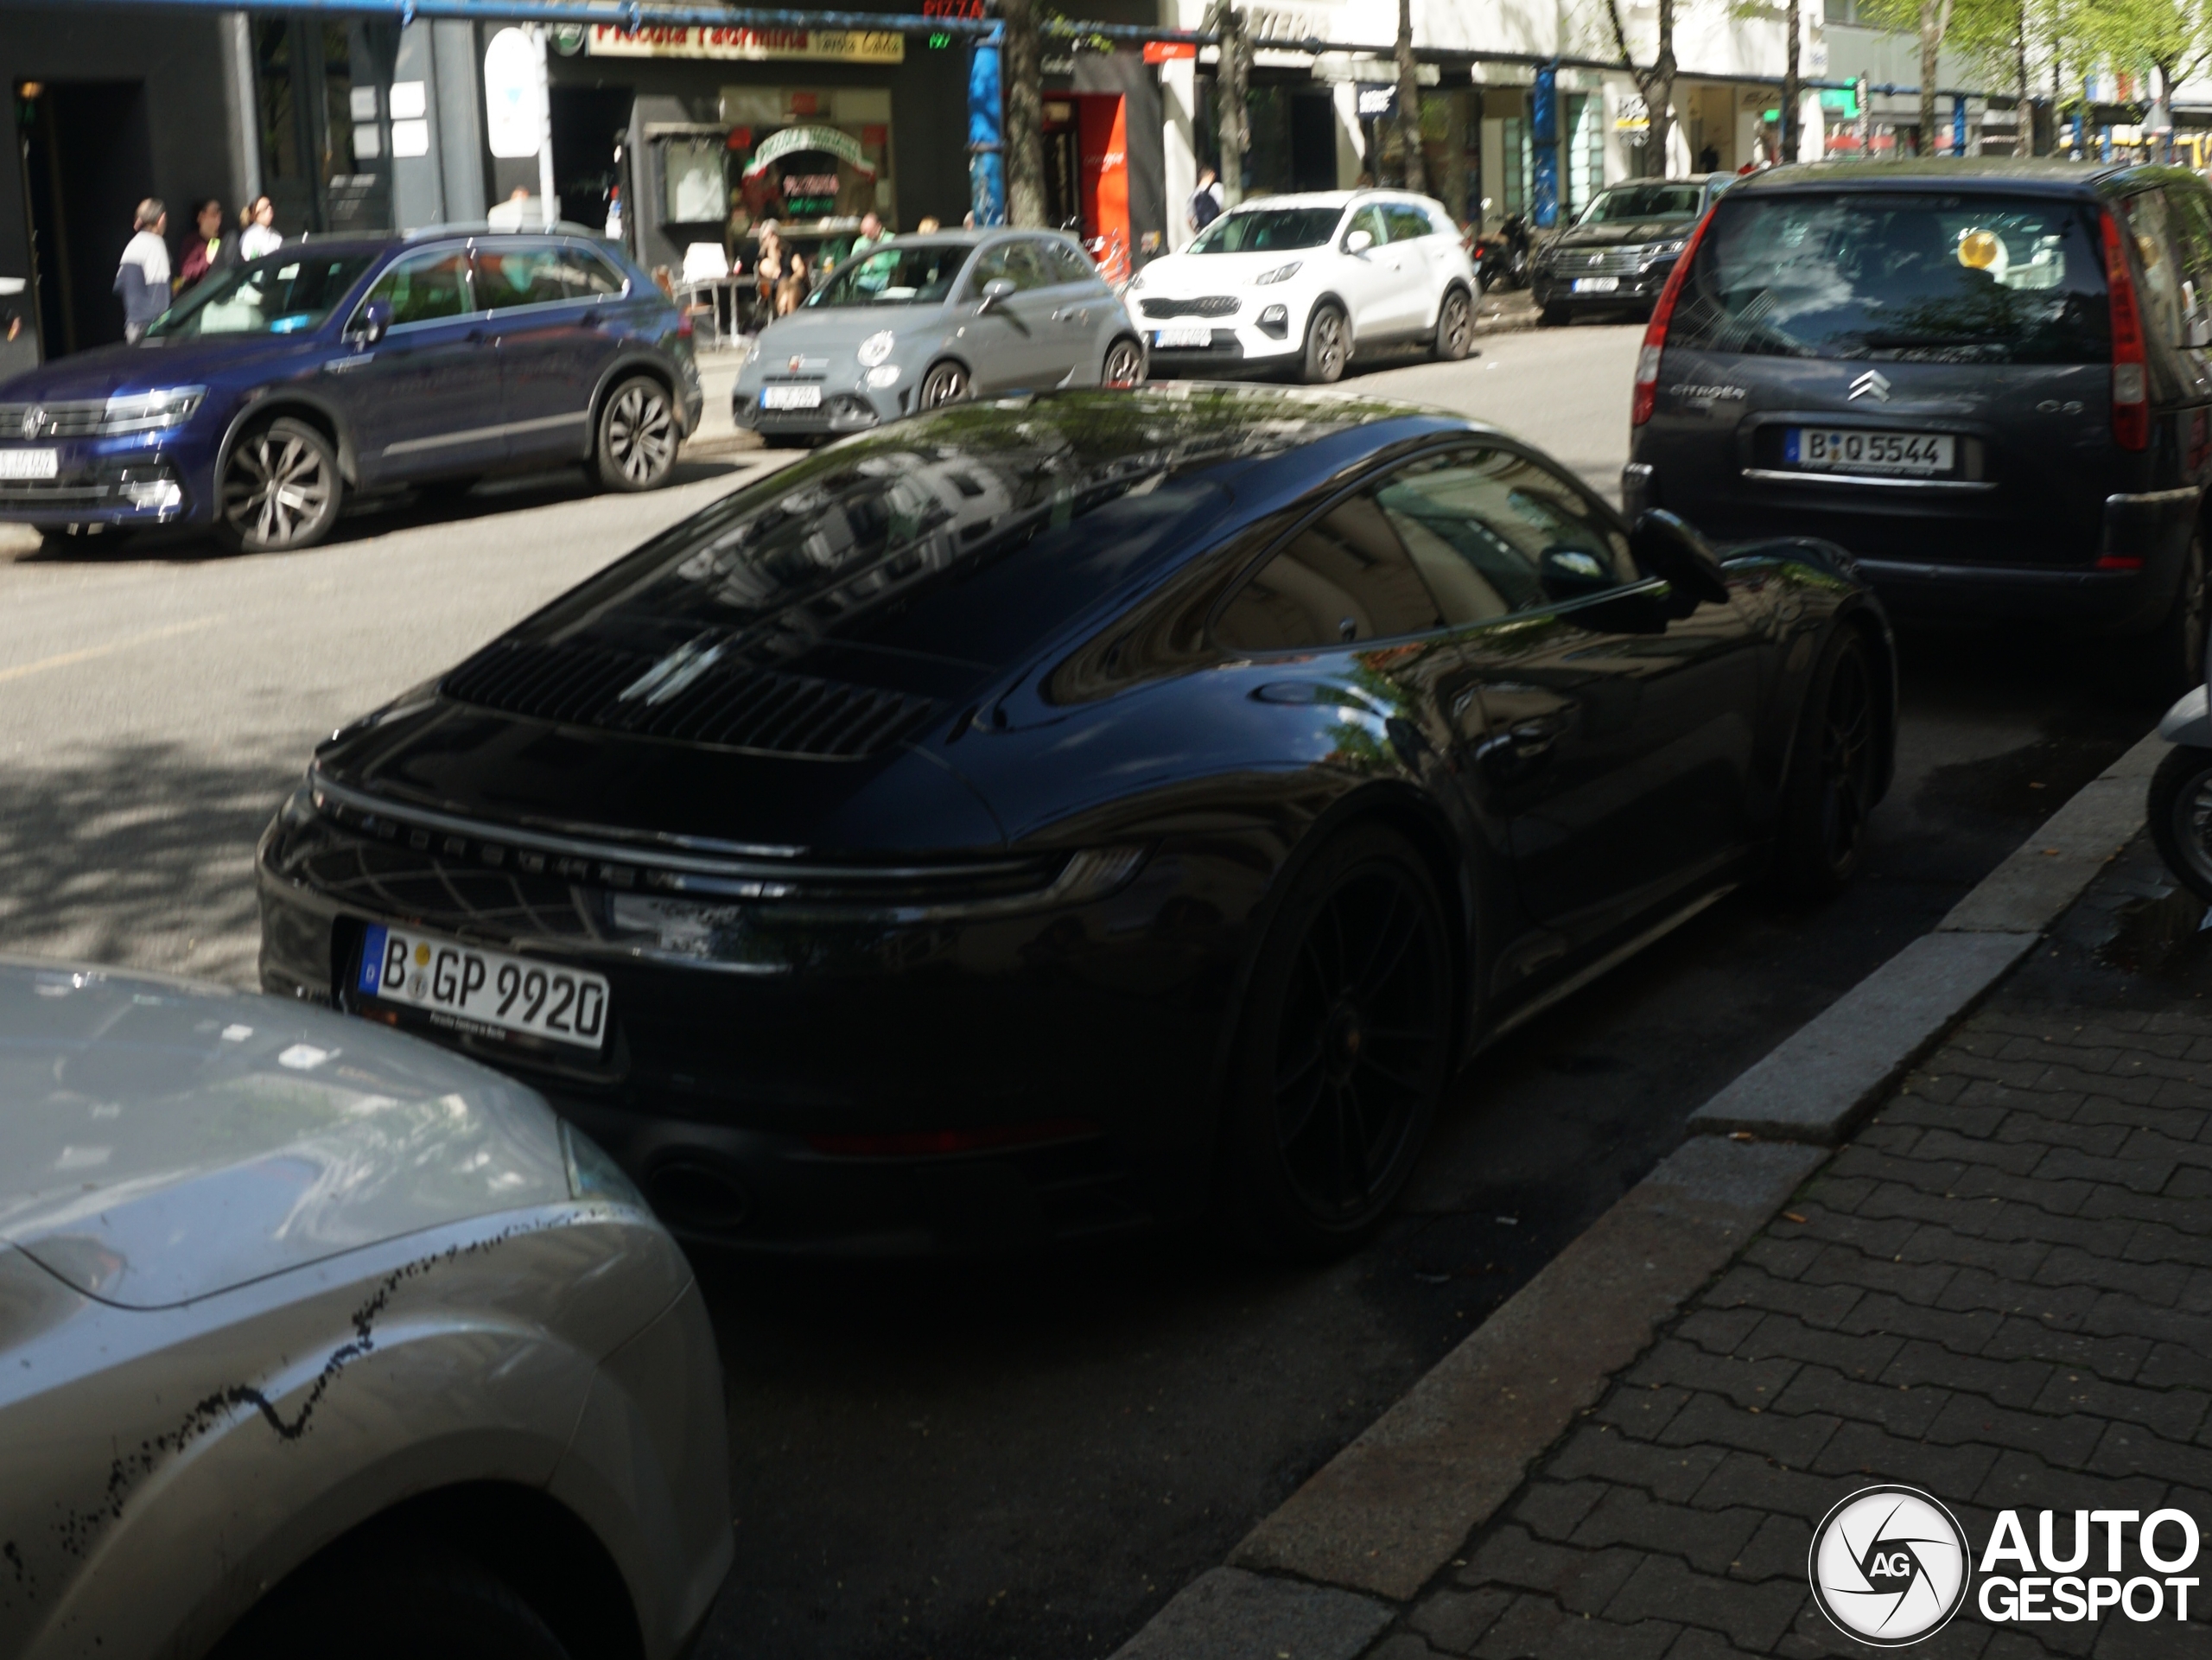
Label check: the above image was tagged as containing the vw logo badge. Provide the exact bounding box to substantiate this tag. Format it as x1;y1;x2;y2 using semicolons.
21;407;44;439
1849;368;1893;404
1808;1485;1970;1646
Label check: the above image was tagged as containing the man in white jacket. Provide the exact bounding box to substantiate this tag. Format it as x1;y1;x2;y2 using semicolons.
114;199;170;342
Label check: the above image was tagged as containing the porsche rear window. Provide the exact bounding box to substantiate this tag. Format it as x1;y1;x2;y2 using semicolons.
1667;194;2110;364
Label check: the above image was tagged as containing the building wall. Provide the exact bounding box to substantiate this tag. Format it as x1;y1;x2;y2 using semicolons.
0;4;252;373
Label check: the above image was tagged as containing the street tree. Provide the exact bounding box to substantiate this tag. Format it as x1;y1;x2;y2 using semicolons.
2064;0;2212;119
1209;0;1251;207
1395;0;1428;192
1001;0;1046;225
1600;0;1677;175
1856;0;2018;150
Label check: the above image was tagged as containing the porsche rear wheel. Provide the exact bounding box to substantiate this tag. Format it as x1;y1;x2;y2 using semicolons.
1770;626;1880;900
1222;824;1452;1259
213;1545;571;1660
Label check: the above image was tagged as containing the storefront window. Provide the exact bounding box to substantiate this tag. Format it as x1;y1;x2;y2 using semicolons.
251;17;393;236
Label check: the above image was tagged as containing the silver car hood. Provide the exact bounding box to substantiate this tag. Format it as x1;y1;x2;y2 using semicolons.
0;960;569;1308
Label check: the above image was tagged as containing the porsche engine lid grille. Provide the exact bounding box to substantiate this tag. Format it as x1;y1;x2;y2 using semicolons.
441;639;940;760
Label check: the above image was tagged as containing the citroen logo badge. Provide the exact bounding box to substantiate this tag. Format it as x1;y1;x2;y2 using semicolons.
1588;253;1604;266
21;407;44;439
1848;369;1892;404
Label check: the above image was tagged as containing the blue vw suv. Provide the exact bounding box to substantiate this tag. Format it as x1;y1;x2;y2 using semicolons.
0;227;702;553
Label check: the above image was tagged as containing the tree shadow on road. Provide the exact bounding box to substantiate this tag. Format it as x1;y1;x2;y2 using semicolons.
0;739;289;986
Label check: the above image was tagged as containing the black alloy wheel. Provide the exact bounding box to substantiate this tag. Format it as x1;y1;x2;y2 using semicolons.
1224;824;1452;1257
918;360;971;409
593;377;677;493
2145;528;2208;702
1101;336;1146;388
219;416;341;553
2149;744;2212;905
211;1544;572;1660
1433;287;1473;361
1300;304;1350;385
1771;627;1880;900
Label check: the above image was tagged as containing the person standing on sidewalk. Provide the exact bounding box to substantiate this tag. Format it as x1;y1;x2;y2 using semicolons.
1187;166;1224;234
114;200;170;343
175;199;234;294
238;196;282;262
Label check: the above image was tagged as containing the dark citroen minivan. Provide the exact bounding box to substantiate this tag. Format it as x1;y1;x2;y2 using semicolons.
1625;159;2212;690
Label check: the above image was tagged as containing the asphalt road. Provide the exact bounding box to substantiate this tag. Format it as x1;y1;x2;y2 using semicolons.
0;329;2167;1659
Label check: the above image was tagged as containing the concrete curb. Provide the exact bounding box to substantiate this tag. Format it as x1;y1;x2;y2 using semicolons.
1685;725;2167;1144
1109;722;2170;1659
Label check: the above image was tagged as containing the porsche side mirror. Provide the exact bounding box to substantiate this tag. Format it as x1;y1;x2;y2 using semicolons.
977;277;1017;312
1344;229;1375;255
1629;509;1730;607
352;297;391;346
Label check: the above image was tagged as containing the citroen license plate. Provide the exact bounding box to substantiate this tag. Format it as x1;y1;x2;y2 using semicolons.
357;924;610;1051
1786;429;1955;477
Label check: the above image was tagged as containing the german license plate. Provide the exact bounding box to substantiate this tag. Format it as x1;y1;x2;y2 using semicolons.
1786;428;1955;477
1154;324;1211;348
1571;277;1619;293
0;448;57;480
357;923;610;1051
761;385;822;410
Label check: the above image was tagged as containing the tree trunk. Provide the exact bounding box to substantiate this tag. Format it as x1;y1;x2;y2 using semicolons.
1001;0;1046;226
1651;0;1676;175
2016;0;2032;154
1783;0;1801;161
1395;0;1427;193
1917;0;1951;156
1211;1;1249;208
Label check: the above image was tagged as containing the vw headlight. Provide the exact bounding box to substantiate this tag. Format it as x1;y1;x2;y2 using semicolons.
857;329;896;367
1255;261;1302;285
100;386;205;434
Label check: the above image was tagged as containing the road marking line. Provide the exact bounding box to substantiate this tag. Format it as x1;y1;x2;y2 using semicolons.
0;615;226;685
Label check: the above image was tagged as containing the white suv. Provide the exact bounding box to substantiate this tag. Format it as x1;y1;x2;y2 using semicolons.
1128;190;1478;382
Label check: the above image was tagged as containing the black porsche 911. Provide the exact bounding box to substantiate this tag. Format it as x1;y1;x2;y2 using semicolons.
258;385;1894;1257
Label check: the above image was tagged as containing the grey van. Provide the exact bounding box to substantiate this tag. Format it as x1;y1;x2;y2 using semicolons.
1625;159;2212;690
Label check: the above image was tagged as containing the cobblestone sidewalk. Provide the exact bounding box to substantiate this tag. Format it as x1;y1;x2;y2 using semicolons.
1361;840;2212;1660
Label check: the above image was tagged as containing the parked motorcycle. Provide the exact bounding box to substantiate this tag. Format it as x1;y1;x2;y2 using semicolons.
1468;214;1532;293
2149;684;2212;899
